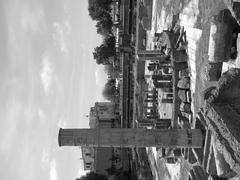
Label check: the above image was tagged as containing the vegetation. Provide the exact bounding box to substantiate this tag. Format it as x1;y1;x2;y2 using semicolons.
95;14;113;36
102;78;117;101
103;64;114;75
88;0;113;37
88;0;119;101
88;0;112;20
88;0;117;65
93;36;116;65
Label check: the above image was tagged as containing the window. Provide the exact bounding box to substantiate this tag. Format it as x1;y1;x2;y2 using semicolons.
86;162;91;166
115;158;120;163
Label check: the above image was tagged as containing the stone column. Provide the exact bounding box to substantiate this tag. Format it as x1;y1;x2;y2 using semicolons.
138;121;154;127
146;116;159;119
138;119;156;127
146;94;158;99
156;121;171;129
161;98;173;103
153;81;172;88
144;90;158;95
152;74;172;81
137;50;170;62
163;88;173;93
144;106;155;110
58;128;203;148
156;119;172;129
144;99;157;103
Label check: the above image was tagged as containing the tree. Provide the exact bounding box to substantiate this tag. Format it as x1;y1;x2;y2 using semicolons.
88;0;114;37
93;36;116;65
104;64;114;75
78;172;107;180
104;36;115;46
102;79;116;101
88;0;112;21
93;45;113;64
88;6;109;21
96;16;113;36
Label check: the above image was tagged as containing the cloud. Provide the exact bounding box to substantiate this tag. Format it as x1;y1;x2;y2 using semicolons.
95;66;108;86
64;21;71;34
52;21;71;53
20;4;46;33
57;118;67;128
0;99;20;152
95;66;108;101
63;3;71;17
41;149;50;166
50;159;57;180
38;108;46;122
95;70;100;86
40;55;54;93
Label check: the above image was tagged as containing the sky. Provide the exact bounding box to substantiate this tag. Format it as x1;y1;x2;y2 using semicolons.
0;0;108;179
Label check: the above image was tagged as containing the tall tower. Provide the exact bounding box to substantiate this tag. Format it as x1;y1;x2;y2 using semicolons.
58;128;203;148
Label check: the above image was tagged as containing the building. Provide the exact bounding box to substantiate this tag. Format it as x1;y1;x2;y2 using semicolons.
83;101;119;172
83;102;129;176
89;102;120;128
81;147;95;171
110;1;120;25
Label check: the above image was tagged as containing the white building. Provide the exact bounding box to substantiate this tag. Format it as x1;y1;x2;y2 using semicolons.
81;147;95;171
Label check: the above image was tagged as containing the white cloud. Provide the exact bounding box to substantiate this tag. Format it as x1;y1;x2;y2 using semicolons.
38;108;45;122
95;66;108;101
40;55;54;93
52;21;71;53
95;66;108;86
64;21;72;34
57;118;67;128
50;159;57;180
0;99;19;152
63;3;71;17
20;4;46;32
41;149;50;166
95;70;99;86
